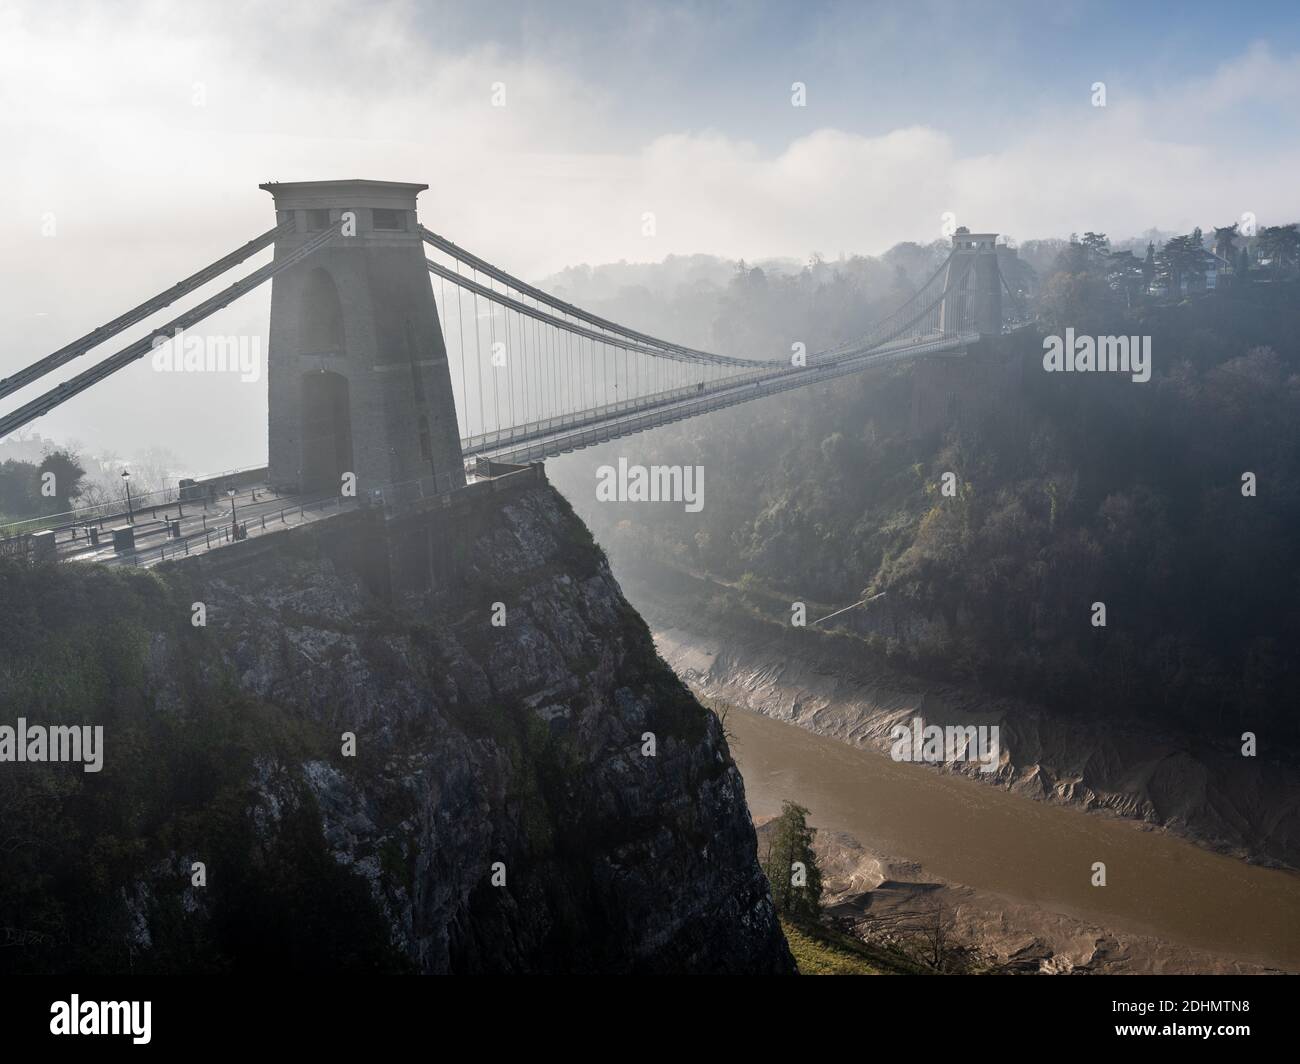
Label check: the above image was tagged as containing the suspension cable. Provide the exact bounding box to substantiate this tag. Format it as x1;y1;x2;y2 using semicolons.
0;220;296;403
0;224;337;439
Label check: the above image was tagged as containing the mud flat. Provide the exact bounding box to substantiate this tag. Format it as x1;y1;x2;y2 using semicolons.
723;682;1300;972
621;558;1299;871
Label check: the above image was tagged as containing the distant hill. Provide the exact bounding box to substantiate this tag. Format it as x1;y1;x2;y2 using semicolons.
551;268;1300;749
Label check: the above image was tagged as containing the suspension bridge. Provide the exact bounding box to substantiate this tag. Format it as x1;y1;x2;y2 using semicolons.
0;180;1016;569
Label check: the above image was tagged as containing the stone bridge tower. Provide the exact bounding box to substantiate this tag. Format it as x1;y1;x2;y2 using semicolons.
261;180;465;496
940;229;1003;337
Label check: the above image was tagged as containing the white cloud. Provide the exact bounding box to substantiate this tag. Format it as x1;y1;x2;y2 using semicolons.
1174;39;1300;114
1;0;1296;469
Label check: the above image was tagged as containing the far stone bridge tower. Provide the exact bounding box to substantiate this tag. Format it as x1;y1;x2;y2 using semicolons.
940;228;1004;337
260;180;465;496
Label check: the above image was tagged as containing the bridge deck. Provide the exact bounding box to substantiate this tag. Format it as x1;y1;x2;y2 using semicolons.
7;328;979;569
472;331;974;464
42;466;522;570
48;483;356;570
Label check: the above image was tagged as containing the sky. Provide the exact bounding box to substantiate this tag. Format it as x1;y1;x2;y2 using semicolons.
2;0;1298;471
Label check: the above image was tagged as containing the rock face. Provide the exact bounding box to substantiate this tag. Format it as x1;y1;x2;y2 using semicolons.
212;486;793;972
0;482;792;974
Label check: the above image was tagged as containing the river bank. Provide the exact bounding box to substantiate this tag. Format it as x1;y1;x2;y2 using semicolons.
622;560;1300;870
610;565;1300;971
740;711;1294;973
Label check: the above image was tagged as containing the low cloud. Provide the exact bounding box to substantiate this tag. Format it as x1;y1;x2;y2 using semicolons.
1;0;1296;468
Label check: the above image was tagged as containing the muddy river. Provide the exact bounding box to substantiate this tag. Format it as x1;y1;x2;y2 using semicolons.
728;705;1300;969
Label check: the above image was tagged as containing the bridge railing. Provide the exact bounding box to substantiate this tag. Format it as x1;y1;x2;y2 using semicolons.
0;464;268;543
98;459;547;570
102;488;349;569
481;332;976;464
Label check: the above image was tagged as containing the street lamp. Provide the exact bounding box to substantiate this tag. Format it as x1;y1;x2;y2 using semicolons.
121;470;133;524
226;488;238;537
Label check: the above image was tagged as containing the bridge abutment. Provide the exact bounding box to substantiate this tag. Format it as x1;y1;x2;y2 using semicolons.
908;333;1031;438
168;463;548;602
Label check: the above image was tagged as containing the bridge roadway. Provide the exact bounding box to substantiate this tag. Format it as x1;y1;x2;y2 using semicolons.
470;330;976;464
28;329;977;568
51;483;360;570
47;467;501;570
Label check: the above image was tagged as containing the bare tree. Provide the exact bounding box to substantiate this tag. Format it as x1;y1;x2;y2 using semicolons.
854;902;982;973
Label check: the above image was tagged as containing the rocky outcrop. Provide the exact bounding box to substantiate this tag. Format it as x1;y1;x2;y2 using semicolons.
0;482;792;974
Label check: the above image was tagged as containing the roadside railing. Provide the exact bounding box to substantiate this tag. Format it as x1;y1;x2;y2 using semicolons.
57;461;541;570
0;464;266;540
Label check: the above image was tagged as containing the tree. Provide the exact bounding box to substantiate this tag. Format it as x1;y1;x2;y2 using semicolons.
1053;236;1090;277
1213;223;1238;268
0;450;87;521
37;450;86;515
0;460;38;519
1105;249;1145;307
1037;268;1110;329
854;903;980;972
762;800;823;920
1258;224;1300;270
1080;231;1109;260
1156;231;1208;296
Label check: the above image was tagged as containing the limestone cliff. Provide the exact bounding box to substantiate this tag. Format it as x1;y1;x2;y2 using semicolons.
0;481;792;974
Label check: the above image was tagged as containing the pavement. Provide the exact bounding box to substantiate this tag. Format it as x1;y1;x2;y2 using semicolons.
53;483;357;569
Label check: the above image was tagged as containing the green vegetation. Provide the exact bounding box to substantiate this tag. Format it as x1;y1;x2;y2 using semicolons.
781;917;882;975
761;800;823;920
780;916;939;975
761;803;938;974
0;482;741;973
0;558;409;974
565;267;1300;747
0;450;86;525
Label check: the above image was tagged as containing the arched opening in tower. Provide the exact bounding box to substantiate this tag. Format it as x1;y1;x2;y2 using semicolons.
301;371;354;494
300;267;345;355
